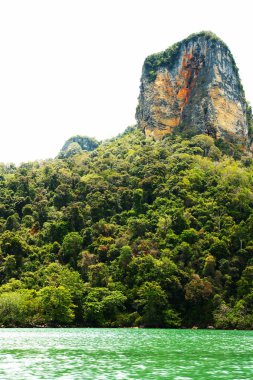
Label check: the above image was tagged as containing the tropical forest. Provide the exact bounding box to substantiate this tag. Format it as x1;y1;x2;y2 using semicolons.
1;128;253;329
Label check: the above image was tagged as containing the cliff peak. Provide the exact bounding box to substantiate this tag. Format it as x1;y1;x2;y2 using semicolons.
136;32;249;144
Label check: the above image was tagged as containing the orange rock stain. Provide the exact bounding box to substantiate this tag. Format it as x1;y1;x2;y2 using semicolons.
145;50;204;139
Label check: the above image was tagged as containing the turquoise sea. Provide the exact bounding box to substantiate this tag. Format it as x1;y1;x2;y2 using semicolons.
0;328;253;379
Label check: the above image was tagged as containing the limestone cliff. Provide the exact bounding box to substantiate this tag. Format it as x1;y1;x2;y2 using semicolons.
136;32;249;144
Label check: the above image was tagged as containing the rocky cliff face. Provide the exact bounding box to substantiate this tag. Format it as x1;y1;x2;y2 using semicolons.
136;32;248;144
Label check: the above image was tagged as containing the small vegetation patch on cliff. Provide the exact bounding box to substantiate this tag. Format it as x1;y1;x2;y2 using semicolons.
144;31;242;87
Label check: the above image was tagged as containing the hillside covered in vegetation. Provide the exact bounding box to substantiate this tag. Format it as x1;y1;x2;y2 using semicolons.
0;127;253;328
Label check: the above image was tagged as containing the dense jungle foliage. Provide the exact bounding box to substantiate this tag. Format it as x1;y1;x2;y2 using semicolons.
0;127;253;329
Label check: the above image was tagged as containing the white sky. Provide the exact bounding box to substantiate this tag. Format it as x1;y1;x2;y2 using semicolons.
0;0;252;163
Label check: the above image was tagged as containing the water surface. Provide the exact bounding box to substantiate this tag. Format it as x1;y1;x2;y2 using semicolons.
0;328;252;379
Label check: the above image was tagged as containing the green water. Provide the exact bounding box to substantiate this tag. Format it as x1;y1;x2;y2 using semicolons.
0;329;253;379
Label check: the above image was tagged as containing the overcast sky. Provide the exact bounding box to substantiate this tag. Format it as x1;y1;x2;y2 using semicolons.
0;0;252;163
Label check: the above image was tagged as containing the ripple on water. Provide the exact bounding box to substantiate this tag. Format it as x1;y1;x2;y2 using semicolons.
0;329;253;380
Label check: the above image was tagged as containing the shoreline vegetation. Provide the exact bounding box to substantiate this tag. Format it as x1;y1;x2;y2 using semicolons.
1;128;253;329
0;325;231;329
0;325;246;330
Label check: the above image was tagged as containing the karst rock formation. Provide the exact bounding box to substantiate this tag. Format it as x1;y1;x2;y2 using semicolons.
136;32;249;144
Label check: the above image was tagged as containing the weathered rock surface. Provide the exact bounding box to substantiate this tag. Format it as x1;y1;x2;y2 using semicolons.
136;32;249;144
